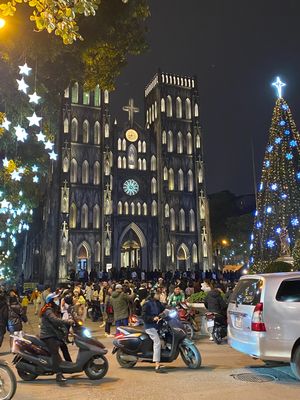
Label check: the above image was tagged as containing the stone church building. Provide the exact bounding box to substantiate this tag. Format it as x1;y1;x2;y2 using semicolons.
23;72;212;284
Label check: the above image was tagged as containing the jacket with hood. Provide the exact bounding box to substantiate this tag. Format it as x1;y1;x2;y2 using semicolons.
204;289;227;316
7;297;27;332
110;291;132;321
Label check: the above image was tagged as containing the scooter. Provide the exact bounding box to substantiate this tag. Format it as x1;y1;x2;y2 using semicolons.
177;302;200;340
12;321;109;381
205;312;227;344
0;360;17;400
112;309;201;369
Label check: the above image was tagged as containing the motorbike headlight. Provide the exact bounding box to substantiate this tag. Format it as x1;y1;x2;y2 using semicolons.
83;328;92;338
169;310;177;318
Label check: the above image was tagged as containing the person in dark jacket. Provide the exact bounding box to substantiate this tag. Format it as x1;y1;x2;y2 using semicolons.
40;292;72;383
141;290;166;373
7;290;27;350
204;284;227;327
0;291;8;348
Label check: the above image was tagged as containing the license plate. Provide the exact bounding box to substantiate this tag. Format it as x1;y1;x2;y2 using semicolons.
235;316;242;329
207;320;214;328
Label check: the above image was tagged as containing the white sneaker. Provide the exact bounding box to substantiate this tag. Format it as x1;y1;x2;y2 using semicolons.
209;336;214;341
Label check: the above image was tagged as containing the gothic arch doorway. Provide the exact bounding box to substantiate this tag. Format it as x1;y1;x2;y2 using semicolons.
118;223;147;271
176;243;191;271
76;241;91;273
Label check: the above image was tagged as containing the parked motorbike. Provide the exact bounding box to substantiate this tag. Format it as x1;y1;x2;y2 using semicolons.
12;320;109;381
205;312;227;344
177;302;200;340
113;309;201;369
0;360;17;400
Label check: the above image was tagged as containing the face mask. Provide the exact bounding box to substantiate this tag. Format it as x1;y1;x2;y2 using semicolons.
54;299;60;306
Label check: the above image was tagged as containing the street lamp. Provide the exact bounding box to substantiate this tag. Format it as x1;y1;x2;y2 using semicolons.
0;18;6;29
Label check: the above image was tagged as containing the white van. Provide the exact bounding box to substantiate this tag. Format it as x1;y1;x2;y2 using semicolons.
227;272;300;379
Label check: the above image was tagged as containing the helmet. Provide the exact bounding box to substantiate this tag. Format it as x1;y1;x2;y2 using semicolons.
45;292;60;304
64;294;73;305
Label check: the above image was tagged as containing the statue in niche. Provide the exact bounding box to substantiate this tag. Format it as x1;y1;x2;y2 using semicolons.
199;190;206;219
104;183;112;215
198;160;204;183
201;226;208;258
128;144;137;169
60;221;68;256
61;181;69;213
105;222;111;256
279;227;291;257
104;149;111;176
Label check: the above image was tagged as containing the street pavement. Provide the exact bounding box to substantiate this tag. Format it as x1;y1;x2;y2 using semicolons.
0;305;299;400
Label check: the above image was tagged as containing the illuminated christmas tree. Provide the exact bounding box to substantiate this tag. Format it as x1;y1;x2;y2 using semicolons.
251;77;300;268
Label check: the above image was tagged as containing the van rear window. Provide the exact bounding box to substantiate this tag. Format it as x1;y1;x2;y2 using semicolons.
276;279;300;302
230;279;262;305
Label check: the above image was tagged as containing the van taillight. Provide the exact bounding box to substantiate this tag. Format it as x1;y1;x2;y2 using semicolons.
251;302;266;332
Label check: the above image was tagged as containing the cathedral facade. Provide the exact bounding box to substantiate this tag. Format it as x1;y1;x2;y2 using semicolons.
23;72;212;284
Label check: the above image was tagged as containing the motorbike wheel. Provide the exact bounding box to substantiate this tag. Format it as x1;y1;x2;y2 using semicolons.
84;355;109;380
182;322;194;340
116;350;138;368
180;342;202;369
0;365;17;400
16;368;38;382
213;328;222;345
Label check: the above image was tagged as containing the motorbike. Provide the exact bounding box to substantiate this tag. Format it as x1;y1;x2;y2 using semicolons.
11;320;109;381
177;302;199;340
112;309;201;369
205;312;227;344
0;360;17;400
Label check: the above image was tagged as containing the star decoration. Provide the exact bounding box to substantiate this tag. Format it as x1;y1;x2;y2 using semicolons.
3;157;9;168
32;165;39;173
18;167;25;174
19;63;32;76
36;131;46;142
45;140;54;150
49;151;58;160
27;112;42;127
14;125;28;142
0;117;11;130
16;77;29;94
28;92;41;104
33;175;39;183
11;171;21;181
0;199;10;209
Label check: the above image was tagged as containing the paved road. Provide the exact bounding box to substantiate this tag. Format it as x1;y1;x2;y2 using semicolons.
0;306;299;400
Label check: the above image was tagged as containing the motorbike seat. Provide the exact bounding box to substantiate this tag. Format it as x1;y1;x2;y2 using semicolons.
119;326;145;334
23;334;49;350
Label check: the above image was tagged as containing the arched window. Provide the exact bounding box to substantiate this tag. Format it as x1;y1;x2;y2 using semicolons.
151;155;157;171
81;204;88;228
163;167;168;180
71;118;78;142
167;131;173;152
192;244;198;263
142;159;147;170
128;144;137;169
67;241;73;263
137;202;141;215
104;123;109;138
176;97;182;118
82;160;89;184
95;242;101;262
117;138;122;151
177;132;183;154
188;170;194;192
83;120;89;143
166;95;172;117
143;203;147;216
151;178;157;194
122;156;127;169
185;98;191;119
122;139;127;151
142;141;147;153
146;110;149;124
70;159;78;183
94;85;101;107
189;210;196;232
151;104;155;122
154;101;158;119
69;203;77;228
64;118;69;133
138;158;142;170
179;209;186;231
161;98;165;112
118;201;123;215
124;202;129;215
178;169;184;191
167;241;171;257
187;132;193;155
194;103;199;117
118;156;122;169
151;200;157;216
165;203;170;218
104;90;109;104
131;202;135;215
63;157;69;173
137;140;142;153
83;91;90;105
162;130;167;144
168;168;174;190
170;208;175;231
94;121;100;145
196;134;201;149
93;161;100;185
93;205;100;229
71;82;78;103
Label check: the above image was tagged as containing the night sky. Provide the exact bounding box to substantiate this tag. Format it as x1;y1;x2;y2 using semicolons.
110;0;300;195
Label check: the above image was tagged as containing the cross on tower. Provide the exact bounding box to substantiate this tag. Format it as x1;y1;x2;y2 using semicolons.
272;76;286;98
122;98;139;126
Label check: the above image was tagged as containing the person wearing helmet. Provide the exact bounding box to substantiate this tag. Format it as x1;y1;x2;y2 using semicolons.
39;292;72;383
